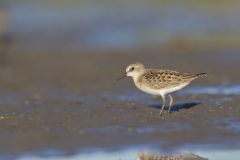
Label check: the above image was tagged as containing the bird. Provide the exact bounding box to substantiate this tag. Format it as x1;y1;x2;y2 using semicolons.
137;152;207;160
118;62;206;115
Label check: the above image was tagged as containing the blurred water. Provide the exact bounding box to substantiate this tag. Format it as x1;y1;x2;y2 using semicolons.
16;147;240;160
7;3;240;49
1;2;240;159
181;86;240;95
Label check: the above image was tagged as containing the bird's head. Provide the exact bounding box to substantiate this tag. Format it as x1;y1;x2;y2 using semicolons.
117;62;145;80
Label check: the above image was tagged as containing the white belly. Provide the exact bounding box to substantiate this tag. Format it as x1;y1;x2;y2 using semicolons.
135;82;190;96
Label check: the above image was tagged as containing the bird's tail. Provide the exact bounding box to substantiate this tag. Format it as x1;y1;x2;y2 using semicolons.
195;73;207;78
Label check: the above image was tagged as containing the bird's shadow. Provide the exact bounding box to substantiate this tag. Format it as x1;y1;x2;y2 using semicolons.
148;102;201;112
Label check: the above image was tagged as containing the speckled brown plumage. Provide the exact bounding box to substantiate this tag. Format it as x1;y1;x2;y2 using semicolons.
137;152;207;160
138;69;204;89
120;62;206;115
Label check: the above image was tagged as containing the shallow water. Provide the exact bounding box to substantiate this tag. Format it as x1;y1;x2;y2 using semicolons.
16;147;240;160
1;1;240;159
181;85;240;95
8;2;240;49
100;85;240;108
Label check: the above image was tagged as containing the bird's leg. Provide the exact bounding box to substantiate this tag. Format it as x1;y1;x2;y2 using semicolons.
168;95;173;113
159;95;166;116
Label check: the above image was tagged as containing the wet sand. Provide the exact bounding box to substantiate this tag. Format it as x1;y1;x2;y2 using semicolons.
0;47;240;159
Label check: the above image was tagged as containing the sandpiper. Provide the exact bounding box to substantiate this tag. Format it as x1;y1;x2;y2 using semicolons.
118;62;206;115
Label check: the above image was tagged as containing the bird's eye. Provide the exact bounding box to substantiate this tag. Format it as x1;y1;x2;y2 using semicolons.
130;67;135;71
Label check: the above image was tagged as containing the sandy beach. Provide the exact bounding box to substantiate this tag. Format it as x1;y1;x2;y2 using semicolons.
0;47;239;159
0;1;240;159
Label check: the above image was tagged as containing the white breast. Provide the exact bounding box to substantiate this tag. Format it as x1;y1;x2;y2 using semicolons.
134;80;190;97
159;82;190;96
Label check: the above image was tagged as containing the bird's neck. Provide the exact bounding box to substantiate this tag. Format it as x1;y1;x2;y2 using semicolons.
132;71;144;85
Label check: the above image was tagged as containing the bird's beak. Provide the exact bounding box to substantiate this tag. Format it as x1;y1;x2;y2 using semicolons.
117;73;127;81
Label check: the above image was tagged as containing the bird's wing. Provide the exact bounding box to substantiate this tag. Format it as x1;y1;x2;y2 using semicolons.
140;69;197;89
